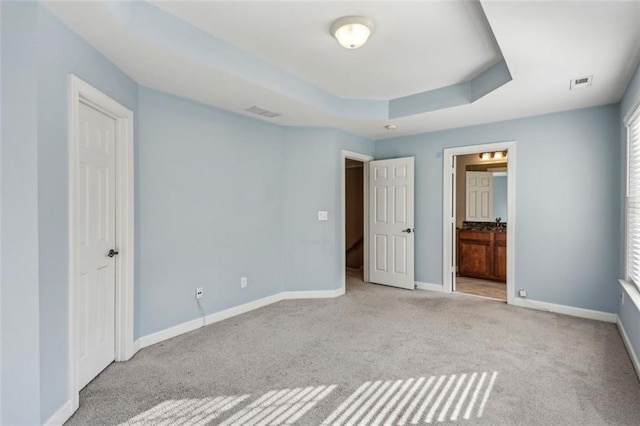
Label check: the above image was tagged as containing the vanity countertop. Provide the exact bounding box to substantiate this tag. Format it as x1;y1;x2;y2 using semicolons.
460;221;507;232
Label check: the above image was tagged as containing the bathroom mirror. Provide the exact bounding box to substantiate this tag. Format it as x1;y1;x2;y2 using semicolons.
465;162;507;222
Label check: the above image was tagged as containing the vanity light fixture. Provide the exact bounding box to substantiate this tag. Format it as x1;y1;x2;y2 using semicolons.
479;150;507;160
331;16;375;49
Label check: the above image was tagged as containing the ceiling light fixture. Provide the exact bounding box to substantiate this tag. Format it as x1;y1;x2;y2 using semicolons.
384;124;397;130
479;150;508;160
331;16;375;49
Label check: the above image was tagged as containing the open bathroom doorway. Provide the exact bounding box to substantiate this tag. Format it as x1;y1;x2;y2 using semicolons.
442;142;516;305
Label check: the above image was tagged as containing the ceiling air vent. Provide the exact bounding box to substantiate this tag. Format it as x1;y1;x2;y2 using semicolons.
245;105;282;118
570;75;593;90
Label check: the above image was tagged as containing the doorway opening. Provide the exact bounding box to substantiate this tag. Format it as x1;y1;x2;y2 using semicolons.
341;150;373;293
345;158;365;282
455;153;508;300
442;142;516;305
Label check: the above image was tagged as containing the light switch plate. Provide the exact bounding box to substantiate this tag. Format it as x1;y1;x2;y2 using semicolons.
318;211;328;221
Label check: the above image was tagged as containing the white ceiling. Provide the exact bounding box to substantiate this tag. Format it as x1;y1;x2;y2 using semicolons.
44;1;640;139
152;0;502;99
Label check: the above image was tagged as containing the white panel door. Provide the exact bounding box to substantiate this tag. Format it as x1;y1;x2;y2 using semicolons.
368;157;415;290
466;171;493;222
76;102;117;389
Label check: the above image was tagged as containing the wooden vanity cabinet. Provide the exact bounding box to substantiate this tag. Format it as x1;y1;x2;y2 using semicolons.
493;232;507;281
457;229;506;282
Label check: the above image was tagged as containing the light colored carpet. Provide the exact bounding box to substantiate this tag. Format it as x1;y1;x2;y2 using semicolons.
456;277;506;300
66;274;640;425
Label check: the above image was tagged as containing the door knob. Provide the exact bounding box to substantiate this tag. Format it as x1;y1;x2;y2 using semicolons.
402;228;413;233
107;249;119;258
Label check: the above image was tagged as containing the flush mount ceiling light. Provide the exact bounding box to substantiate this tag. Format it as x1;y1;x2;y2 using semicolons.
331;16;375;49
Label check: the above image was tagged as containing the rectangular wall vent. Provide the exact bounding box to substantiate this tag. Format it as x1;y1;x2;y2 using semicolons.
570;75;593;90
245;105;282;118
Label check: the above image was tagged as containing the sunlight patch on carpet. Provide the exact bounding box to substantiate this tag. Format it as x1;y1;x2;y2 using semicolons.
322;371;498;425
118;395;250;426
117;372;497;425
219;385;336;426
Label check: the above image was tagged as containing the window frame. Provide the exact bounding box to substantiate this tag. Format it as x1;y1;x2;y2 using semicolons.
625;101;640;290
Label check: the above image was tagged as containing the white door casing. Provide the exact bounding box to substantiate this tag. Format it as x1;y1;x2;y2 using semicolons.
466;171;493;222
442;142;516;306
451;156;457;292
368;157;415;290
76;102;117;389
69;74;135;415
341;150;374;294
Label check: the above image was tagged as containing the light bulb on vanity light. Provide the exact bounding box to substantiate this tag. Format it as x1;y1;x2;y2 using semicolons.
496;150;508;159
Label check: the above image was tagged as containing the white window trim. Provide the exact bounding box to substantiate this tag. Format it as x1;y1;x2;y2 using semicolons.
68;75;135;413
624;100;640;292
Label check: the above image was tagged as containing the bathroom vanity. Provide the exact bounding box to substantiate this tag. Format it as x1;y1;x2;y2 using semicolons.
457;228;507;282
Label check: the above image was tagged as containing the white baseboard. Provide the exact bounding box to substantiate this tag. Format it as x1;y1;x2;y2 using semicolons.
205;293;283;326
510;297;617;323
137;316;205;349
135;289;344;350
617;317;640;382
415;281;443;292
44;399;73;426
283;288;345;299
132;338;141;354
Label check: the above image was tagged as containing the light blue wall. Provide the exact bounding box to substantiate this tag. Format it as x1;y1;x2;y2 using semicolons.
0;1;4;420
283;128;339;292
376;104;621;313
283;128;374;292
35;5;139;421
1;2;41;424
493;175;507;221
1;1;631;423
136;87;286;337
136;90;374;334
0;2;372;417
619;60;640;368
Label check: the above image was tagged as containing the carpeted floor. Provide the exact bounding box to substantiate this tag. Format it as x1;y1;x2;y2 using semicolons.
66;274;640;425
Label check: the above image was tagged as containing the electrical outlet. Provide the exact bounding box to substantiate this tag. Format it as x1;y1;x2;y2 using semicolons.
196;287;203;299
241;277;248;288
518;289;527;298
